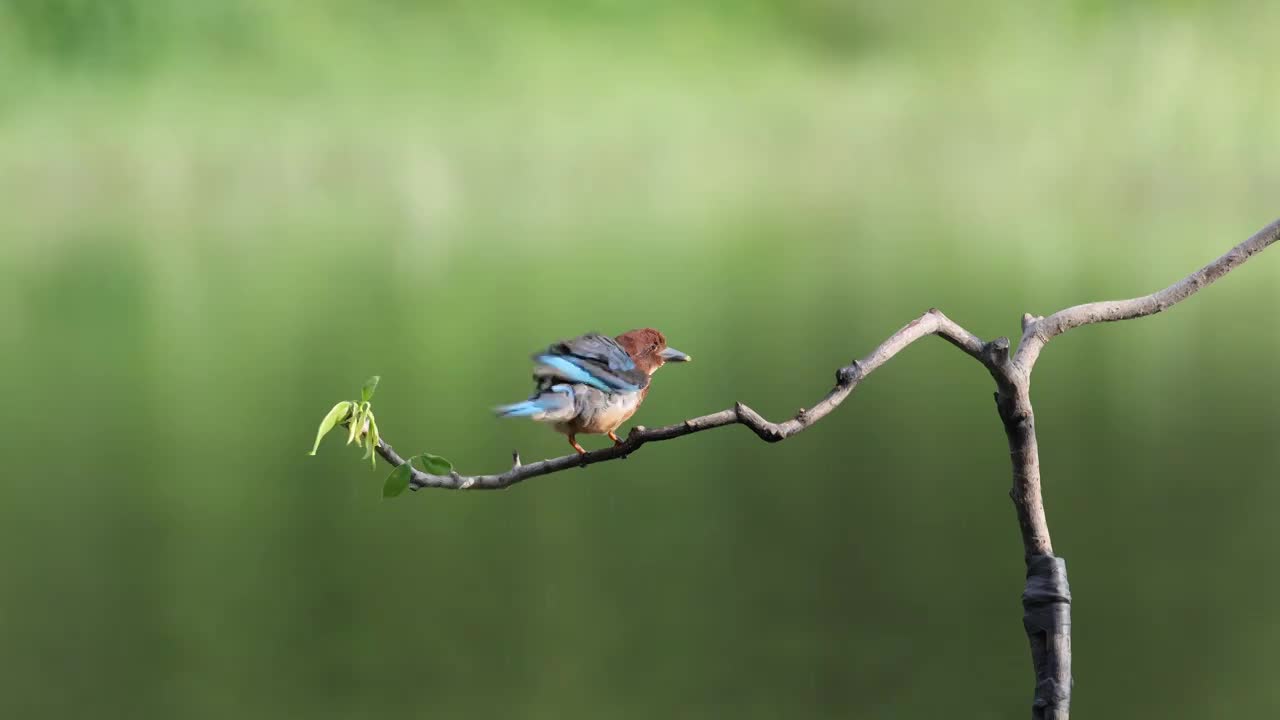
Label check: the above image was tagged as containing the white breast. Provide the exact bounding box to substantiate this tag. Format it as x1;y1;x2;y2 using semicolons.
573;388;644;435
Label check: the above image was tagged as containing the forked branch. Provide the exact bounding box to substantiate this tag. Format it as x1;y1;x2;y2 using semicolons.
366;217;1280;720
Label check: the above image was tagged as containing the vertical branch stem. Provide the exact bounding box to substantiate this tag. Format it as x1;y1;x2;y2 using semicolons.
990;352;1072;719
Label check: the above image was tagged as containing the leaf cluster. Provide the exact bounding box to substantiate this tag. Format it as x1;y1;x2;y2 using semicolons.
307;375;453;498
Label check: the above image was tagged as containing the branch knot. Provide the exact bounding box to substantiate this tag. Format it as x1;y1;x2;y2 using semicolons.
836;362;862;386
984;337;1011;368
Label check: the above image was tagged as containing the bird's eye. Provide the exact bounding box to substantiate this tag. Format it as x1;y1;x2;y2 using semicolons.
648;343;659;354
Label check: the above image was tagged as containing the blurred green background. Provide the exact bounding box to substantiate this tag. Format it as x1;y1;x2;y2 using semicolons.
2;1;1279;717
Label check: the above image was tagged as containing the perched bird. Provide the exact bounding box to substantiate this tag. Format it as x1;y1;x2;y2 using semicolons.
496;328;691;454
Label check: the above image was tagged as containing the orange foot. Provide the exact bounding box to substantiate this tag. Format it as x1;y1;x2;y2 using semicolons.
608;431;623;446
568;434;587;455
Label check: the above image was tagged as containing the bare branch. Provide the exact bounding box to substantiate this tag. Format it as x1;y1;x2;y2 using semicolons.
374;308;992;491
995;217;1280;718
358;216;1280;720
1016;217;1280;370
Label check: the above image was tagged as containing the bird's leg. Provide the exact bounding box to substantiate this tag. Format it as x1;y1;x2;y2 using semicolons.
607;431;623;446
568;434;587;455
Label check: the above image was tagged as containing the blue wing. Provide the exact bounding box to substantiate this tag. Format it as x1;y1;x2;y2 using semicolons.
532;332;646;392
553;332;637;372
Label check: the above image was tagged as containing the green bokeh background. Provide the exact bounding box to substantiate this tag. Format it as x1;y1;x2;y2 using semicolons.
3;2;1279;717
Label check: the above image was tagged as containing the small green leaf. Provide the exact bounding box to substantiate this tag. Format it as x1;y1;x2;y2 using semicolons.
418;453;453;475
308;401;353;455
361;375;381;404
367;416;381;469
347;402;368;445
360;411;378;462
383;461;413;498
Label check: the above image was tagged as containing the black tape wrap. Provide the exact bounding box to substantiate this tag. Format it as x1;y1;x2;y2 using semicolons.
1023;554;1072;719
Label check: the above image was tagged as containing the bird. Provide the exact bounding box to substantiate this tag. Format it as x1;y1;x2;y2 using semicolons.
495;328;692;454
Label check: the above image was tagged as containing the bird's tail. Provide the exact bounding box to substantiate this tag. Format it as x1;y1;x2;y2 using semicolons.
494;399;547;417
494;385;575;420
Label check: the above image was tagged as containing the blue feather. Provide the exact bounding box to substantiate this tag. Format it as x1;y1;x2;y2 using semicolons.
534;355;641;392
495;401;543;417
496;384;575;417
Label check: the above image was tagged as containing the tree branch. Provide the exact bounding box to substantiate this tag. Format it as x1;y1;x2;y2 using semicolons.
363;217;1280;720
994;217;1279;719
375;308;992;490
1015;217;1280;371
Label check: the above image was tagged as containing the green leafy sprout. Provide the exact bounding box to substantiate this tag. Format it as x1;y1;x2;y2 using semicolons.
308;375;453;498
